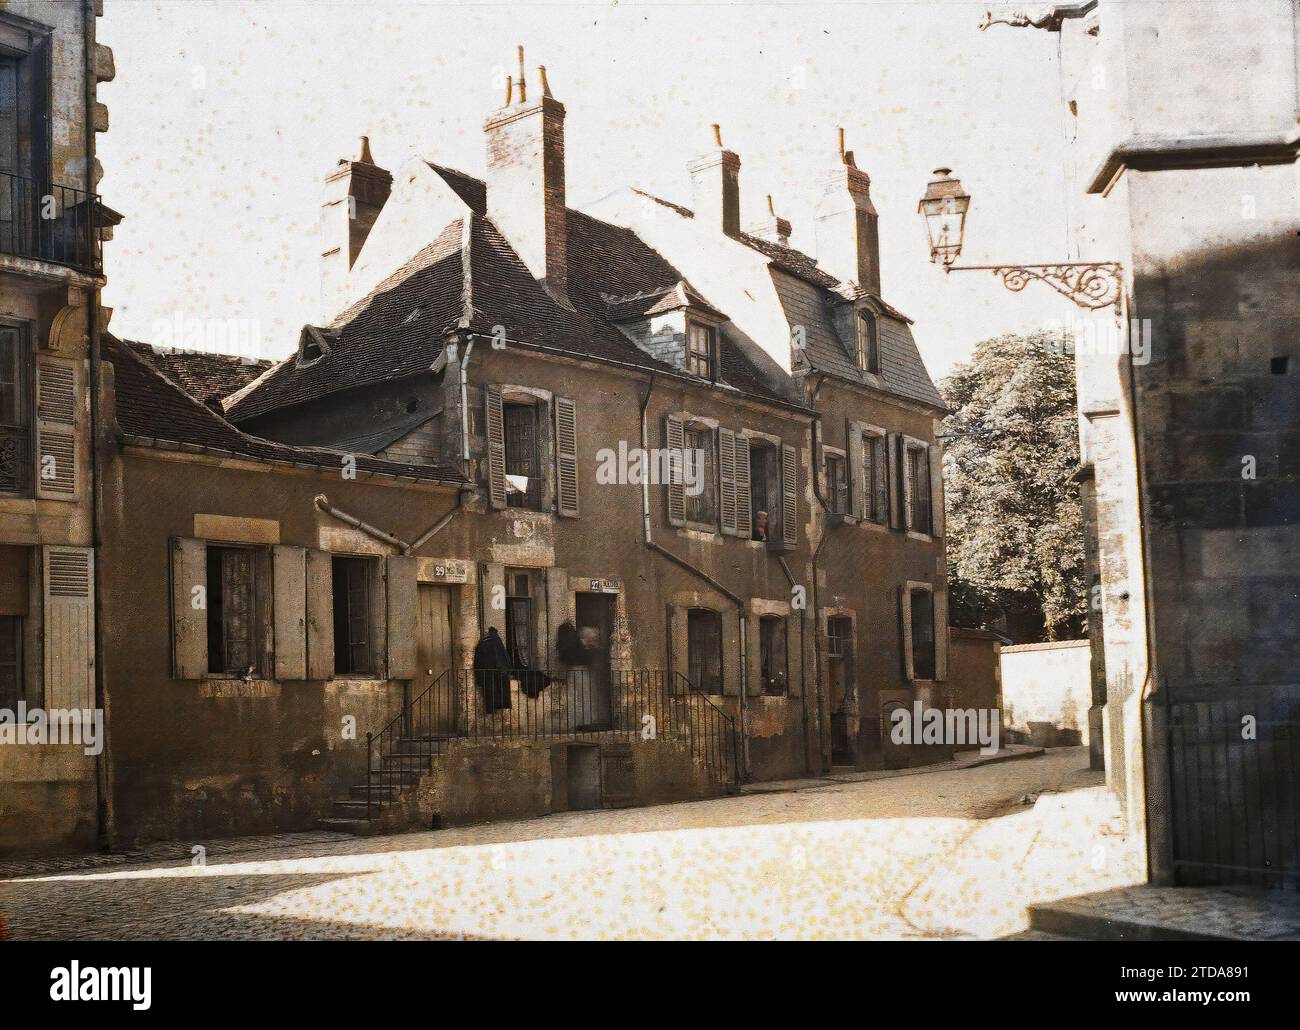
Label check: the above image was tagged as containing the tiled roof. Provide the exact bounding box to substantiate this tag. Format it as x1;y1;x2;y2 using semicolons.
105;334;463;484
125;340;273;403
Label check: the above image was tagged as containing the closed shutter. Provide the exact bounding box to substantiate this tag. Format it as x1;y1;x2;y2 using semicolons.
665;414;686;527
874;436;890;525
170;537;207;679
43;545;94;709
272;545;306;680
554;396;579;518
386;554;419;680
734;434;751;540
901;439;914;531
934;588;949;681
35;356;78;500
485;385;507;510
846;422;864;520
780;443;798;546
305;548;334;680
886;432;902;530
899;585;914;682
929;442;945;538
718;427;738;536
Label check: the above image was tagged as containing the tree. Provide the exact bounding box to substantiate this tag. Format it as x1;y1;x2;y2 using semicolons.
940;330;1086;642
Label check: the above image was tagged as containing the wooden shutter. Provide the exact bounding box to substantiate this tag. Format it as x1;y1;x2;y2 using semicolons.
43;545;94;708
386;554;419;680
873;436;890;525
170;537;207;679
846;422;864;520
734;434;751;540
272;545;306;680
35;356;79;500
554;396;579;518
305;548;334;680
929;442;945;538
899;585;914;682
665;414;686;527
718;428;738;536
485;385;507;510
901;439;914;531
934;588;949;681
780;443;798;546
886;432;902;529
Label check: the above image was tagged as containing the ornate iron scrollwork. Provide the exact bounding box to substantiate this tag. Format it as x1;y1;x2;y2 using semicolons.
988;262;1123;312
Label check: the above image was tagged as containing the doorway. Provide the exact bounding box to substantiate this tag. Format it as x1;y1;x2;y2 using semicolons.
411;584;456;736
574;592;615;730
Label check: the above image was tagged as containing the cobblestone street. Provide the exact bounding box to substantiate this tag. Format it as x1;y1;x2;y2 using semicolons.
1;748;1145;940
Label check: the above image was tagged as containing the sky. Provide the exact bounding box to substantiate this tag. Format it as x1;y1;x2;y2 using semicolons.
97;0;1086;380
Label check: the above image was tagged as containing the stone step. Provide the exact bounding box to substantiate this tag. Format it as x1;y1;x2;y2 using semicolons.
315;817;378;836
332;800;382;820
349;783;401;802
391;737;455;755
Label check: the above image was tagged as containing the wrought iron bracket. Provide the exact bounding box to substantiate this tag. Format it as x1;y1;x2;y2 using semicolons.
945;260;1123;313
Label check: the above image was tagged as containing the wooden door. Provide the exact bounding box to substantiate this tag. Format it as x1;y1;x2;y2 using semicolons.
413;585;455;735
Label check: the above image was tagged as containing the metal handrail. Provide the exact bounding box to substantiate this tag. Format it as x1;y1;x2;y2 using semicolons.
0;171;101;272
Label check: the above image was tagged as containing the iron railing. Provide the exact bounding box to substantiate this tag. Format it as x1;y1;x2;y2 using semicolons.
365;668;740;819
0;172;100;272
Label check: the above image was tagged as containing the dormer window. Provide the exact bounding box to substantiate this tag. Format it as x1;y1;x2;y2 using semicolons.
296;325;335;369
855;311;879;374
687;321;716;380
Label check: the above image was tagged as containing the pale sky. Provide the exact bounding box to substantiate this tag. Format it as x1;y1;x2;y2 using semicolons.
98;0;1085;379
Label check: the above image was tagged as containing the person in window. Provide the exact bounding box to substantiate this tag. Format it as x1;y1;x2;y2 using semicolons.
752;510;769;541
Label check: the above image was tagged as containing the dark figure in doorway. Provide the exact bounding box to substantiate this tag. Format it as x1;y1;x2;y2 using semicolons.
473;627;512;713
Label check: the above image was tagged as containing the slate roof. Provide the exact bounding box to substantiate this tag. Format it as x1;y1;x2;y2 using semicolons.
105;334;463;484
125;340;273;404
226;199;801;425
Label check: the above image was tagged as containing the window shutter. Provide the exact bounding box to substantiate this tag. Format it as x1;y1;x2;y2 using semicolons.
665;414;686;527
43;545;94;708
734;434;751;540
934;588;949;681
928;442;945;538
170;537;207;679
780;443;798;546
305;548;334;680
901;440;915;531
35;356;79;500
718;427;737;536
554;396;579;518
386;554;419;680
846;422;864;520
484;385;507;510
899;585;914;682
272;545;306;680
873;436;890;525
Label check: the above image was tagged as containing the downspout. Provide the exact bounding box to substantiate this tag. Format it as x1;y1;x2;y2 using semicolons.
638;372;751;780
459;335;476;472
314;494;411;552
807;375;832;774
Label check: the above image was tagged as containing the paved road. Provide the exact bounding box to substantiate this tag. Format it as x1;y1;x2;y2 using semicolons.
0;748;1144;940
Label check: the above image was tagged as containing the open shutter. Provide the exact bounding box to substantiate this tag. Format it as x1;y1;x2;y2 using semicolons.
899;585;914;681
886;432;902;529
170;537;207;679
718;427;738;536
43;545;94;708
738;437;753;537
846;422;864;520
934;589;949;681
305;548;334;680
485;385;507;510
554;396;579;518
874;436;891;526
780;443;798;546
928;442;945;538
35;356;79;500
665;414;686;527
272;545;307;680
386;554;419;679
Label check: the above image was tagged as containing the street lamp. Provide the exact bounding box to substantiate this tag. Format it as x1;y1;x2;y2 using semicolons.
919;167;1123;313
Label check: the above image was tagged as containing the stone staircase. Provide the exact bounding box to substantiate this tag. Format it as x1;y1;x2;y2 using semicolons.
316;735;454;835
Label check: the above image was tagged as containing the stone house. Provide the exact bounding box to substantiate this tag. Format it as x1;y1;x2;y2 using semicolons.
0;0;114;855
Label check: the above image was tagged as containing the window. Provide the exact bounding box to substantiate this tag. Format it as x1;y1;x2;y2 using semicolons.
505;570;535;668
686;608;723;693
907;443;932;534
855;311;879;373
683;425;716;525
503;401;541;509
863;433;886;523
207;546;258;676
749;441;776;539
0;322;28;494
825;453;848;515
826;615;855;710
759;615;788;696
332;556;374;675
0;614;19;710
909;588;936;680
687;321;715;379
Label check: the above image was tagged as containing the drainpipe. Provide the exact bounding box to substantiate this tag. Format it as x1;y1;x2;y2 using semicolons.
638;373;751;779
459;335;476;474
314;494;410;552
406;491;467;554
777;555;812;775
807;375;833;774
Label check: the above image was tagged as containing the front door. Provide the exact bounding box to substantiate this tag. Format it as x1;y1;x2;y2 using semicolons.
413;584;455;735
574;592;614;730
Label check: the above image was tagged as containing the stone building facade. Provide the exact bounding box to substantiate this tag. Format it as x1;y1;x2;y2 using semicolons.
0;0;114;855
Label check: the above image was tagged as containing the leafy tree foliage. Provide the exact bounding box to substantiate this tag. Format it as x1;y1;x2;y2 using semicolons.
940;331;1086;641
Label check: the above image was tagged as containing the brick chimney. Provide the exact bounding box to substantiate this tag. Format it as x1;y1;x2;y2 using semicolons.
747;194;792;247
688;124;741;237
814;129;881;295
320;136;392;321
483;47;571;308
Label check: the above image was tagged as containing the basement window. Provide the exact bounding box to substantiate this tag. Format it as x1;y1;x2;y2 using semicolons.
332;556;374;676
